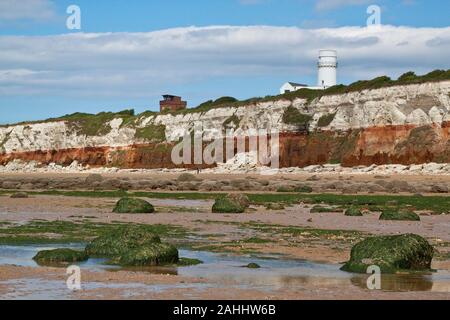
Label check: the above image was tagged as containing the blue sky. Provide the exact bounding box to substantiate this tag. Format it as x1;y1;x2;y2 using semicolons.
0;0;449;124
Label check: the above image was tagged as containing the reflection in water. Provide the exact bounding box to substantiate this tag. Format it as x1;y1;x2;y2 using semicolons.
0;244;449;296
350;273;435;292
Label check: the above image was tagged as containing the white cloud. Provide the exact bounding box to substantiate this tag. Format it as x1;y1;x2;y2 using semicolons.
0;0;56;21
0;25;448;97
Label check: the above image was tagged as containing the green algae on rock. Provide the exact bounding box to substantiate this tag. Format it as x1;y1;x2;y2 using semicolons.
341;234;433;274
310;205;342;213
212;194;250;214
85;225;178;266
379;208;420;221
246;263;261;269
113;197;155;214
345;207;364;217
33;248;88;265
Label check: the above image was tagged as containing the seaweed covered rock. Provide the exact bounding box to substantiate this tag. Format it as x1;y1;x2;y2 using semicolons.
345;207;363;217
246;263;261;269
111;243;179;266
33;248;88;265
379;208;420;221
85;225;178;266
113;197;155;214
341;234;433;273
212;194;250;213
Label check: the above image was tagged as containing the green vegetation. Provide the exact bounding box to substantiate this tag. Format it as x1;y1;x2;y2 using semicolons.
247;193;450;215
85;225;179;266
317;113;336;127
246;263;261;269
0;220;186;245
9;189;450;214
212;197;246;214
1;70;449;129
33;248;88;266
276;185;312;193
242;237;272;244
282;106;312;129
223;114;241;129
113;197;155;214
134;124;166;142
345;207;364;217
341;234;434;273
57;109;136;136
379;208;421;221
211;193;250;214
178;257;203;266
310;205;342;213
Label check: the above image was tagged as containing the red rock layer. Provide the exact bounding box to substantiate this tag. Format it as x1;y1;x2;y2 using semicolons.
1;123;450;169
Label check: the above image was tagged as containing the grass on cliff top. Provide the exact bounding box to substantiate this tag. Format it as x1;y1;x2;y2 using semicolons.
13;190;450;214
0;220;188;245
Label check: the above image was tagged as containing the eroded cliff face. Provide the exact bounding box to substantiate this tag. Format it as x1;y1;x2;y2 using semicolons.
1;81;450;169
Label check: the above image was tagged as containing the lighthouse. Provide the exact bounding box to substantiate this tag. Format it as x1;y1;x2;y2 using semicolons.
317;49;337;88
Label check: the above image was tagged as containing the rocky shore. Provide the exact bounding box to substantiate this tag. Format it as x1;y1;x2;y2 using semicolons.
0;164;450;194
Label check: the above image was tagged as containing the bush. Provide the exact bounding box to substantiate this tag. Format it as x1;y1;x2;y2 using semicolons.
113;197;155;214
398;71;417;82
214;96;238;104
317;113;336;127
135;124;166;142
282;106;312;129
341;234;433;273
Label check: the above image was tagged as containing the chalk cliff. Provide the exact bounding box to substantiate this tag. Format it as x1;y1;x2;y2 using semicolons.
1;80;450;169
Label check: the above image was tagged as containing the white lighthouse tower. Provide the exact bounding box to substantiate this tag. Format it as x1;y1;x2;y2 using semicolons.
317;49;337;88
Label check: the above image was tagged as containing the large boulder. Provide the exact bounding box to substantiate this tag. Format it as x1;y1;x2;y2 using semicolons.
341;234;434;273
33;249;88;266
85;225;178;266
379;208;420;221
113;197;155;214
212;194;250;213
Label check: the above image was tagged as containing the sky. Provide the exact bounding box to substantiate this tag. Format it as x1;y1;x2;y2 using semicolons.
0;0;449;124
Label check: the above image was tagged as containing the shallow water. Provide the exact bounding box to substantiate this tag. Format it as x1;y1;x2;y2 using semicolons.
0;244;449;299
